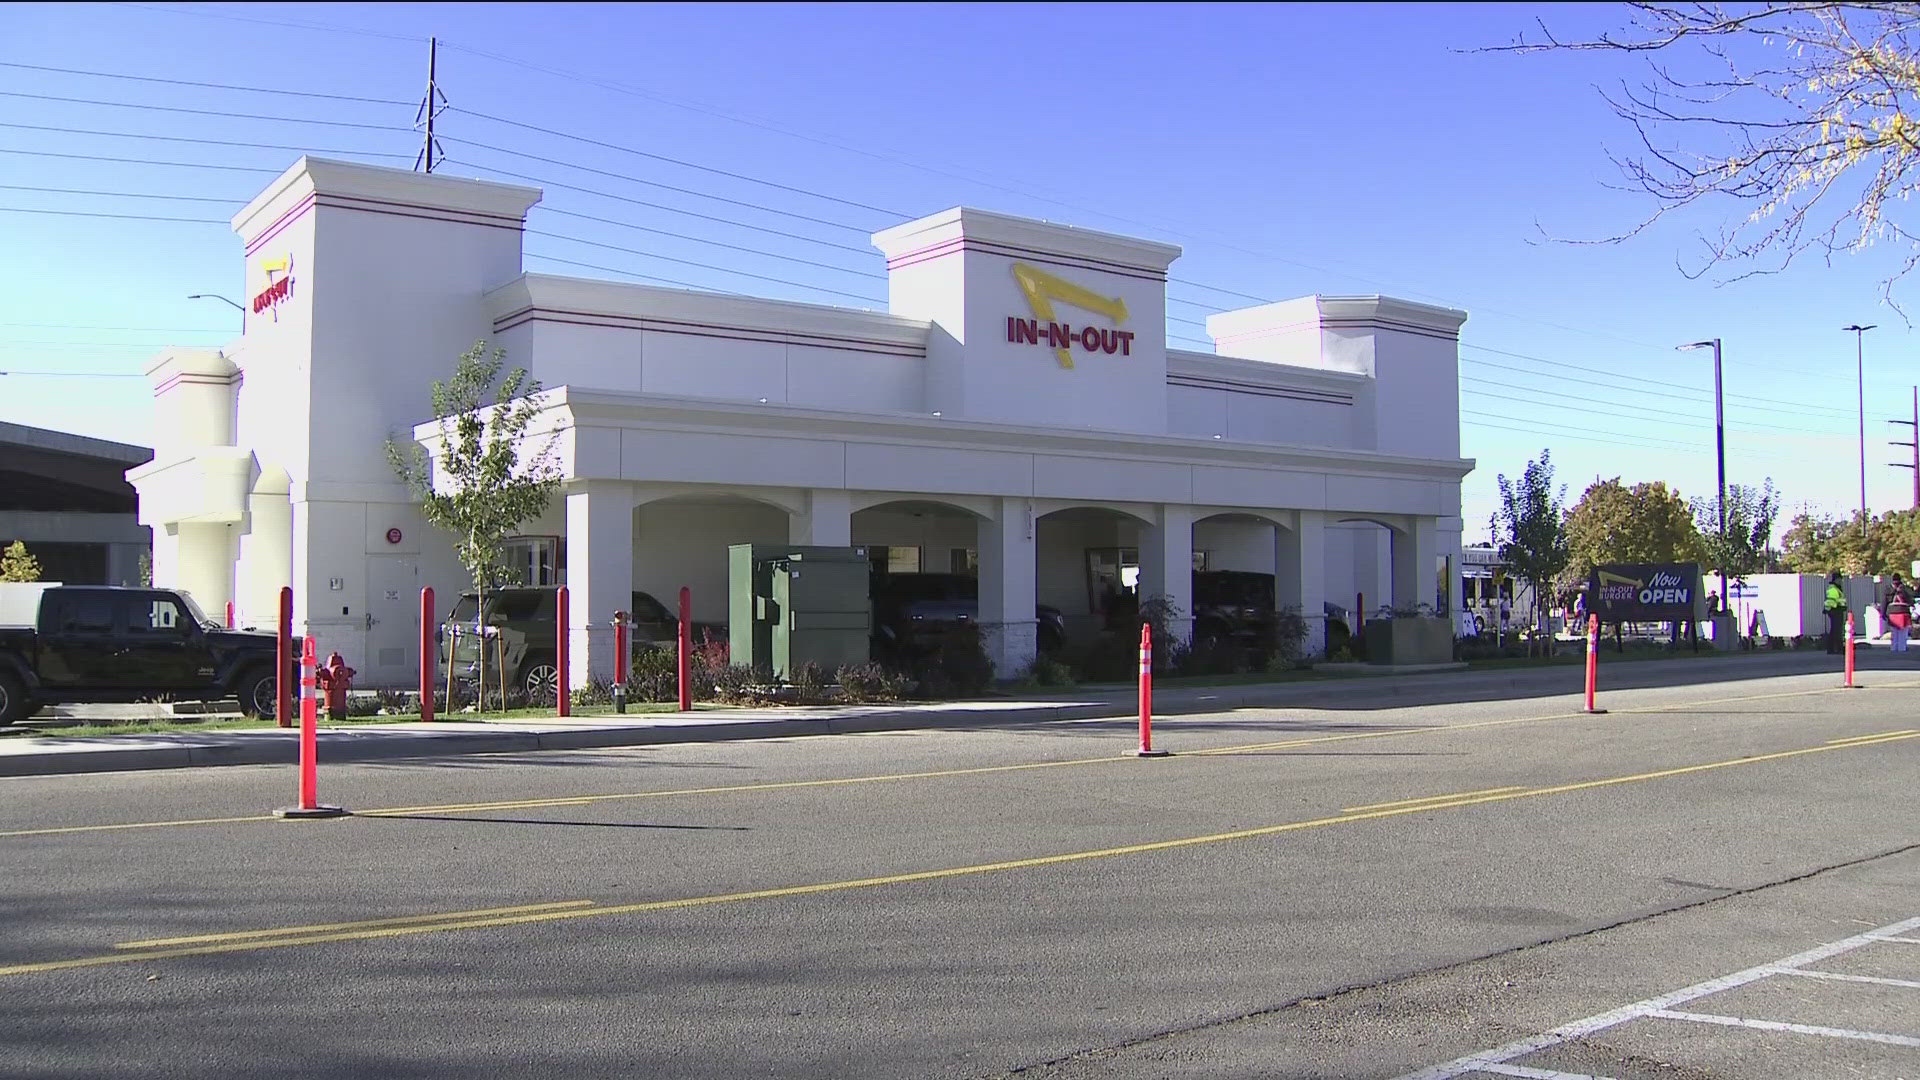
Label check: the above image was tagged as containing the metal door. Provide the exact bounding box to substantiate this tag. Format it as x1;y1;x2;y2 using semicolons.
364;556;419;686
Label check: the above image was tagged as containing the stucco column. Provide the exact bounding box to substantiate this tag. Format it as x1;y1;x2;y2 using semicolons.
1277;510;1328;657
237;488;292;629
978;497;1037;677
1139;504;1195;646
566;481;637;689
1391;516;1440;613
789;490;852;546
173;522;234;618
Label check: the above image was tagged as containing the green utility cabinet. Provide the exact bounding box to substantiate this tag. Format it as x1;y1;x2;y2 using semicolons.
728;544;872;680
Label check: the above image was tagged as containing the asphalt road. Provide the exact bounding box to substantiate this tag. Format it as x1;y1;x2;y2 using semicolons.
1;662;1915;1079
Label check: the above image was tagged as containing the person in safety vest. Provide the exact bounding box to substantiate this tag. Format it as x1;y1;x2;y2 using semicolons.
1824;572;1848;655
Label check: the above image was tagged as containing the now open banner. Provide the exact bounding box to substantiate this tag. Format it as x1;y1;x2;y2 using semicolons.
1588;563;1702;622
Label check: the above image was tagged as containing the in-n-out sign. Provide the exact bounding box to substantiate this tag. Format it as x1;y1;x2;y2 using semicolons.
1005;262;1134;368
252;254;295;320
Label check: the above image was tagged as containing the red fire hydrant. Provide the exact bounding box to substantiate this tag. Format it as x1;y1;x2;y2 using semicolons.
315;651;355;720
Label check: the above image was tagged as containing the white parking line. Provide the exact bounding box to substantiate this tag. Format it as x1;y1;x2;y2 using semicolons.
1769;966;1920;991
1644;1008;1920;1047
1477;1064;1619;1079
1391;914;1920;1080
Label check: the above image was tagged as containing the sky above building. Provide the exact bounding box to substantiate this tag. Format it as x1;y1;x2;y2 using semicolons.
2;2;1912;536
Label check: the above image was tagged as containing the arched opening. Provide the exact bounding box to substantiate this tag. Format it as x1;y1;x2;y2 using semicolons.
852;498;994;667
633;493;792;627
1036;506;1154;650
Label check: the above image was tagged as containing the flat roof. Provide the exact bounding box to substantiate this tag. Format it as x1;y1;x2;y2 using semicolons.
0;420;153;466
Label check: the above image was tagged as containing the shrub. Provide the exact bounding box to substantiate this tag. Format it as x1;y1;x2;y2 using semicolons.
791;660;830;698
836;662;910;703
708;663;776;706
908;624;993;697
1070;633;1138;682
570;678;614;709
1136;594;1183;674
628;647;679;702
1266;605;1309;667
1016;654;1076;688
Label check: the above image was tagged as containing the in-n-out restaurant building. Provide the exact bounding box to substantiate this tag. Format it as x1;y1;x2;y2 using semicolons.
130;157;1473;688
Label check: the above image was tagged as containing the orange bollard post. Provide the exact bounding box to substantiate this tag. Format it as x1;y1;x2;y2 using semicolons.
556;586;570;717
1845;610;1858;688
677;586;692;712
1136;623;1169;757
274;636;346;819
1584;613;1607;714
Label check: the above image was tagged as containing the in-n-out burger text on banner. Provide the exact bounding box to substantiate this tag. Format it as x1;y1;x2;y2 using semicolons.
1006;317;1136;356
252;254;295;319
1008;261;1130;369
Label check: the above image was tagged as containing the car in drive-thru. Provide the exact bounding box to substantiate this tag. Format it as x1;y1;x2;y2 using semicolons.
437;587;723;700
0;584;289;724
870;573;1067;662
1191;570;1279;647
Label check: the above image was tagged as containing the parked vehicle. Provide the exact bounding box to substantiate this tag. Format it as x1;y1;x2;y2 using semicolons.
0;585;288;724
1191;570;1278;647
870;573;1067;660
438;588;723;700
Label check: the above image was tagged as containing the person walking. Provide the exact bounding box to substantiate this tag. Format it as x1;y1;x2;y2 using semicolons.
1824;572;1848;655
1886;573;1912;654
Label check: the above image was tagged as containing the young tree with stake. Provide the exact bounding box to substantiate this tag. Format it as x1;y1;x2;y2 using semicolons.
1492;450;1571;658
388;341;563;708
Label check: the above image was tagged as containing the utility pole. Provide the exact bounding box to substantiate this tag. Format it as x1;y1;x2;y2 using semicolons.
413;36;447;174
1892;385;1920;510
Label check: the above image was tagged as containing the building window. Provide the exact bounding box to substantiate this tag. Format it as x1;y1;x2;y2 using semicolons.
949;548;978;575
867;545;923;575
503;536;560;587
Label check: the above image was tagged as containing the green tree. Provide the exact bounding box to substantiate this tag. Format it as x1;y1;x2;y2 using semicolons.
388;341;564;701
1564;478;1705;588
1693;479;1781;580
0;541;41;583
1491;449;1570;656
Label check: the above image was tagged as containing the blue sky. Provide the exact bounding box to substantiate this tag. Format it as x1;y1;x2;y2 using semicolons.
2;2;1911;536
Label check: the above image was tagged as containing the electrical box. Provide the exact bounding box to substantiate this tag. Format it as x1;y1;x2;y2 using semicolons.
728;544;871;680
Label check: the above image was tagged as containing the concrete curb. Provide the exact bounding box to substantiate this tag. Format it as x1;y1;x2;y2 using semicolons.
0;649;1878;779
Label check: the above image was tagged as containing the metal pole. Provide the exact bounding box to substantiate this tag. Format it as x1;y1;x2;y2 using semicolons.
1912;386;1917;510
1845;324;1877;518
424;37;438;173
1712;339;1727;617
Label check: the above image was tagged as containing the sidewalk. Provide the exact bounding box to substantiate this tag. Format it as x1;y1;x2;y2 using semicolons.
0;649;1882;778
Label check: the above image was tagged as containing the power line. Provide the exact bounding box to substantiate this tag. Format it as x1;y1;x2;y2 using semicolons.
0;322;226;333
538;206;878;281
0;90;411;133
442;157;874;257
1459;370;1848;437
0;120;414;160
0;147;283;174
111;2;424;44
529;228;885;305
0;206;225;225
1461;342;1858;420
442;136;872;234
0;60;414;106
0;369;143;378
0;184;243;205
452;107;903;221
521;250;730;294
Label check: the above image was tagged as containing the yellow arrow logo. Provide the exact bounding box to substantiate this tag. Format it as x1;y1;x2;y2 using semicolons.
1012;262;1129;369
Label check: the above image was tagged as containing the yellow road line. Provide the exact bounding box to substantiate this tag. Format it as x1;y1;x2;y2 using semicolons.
6;675;1915;841
1827;729;1918;745
3;729;1913;981
114;900;597;949
1342;786;1525;813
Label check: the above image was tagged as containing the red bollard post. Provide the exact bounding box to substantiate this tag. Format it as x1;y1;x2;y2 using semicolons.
612;610;630;714
274;635;346;819
275;587;293;729
418;587;435;723
556;586;571;717
1356;592;1365;633
677;586;692;712
224;600;234;629
1584;613;1607;714
1845;610;1858;688
1136;623;1169;757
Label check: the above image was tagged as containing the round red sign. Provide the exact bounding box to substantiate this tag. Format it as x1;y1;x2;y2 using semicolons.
386;528;403;545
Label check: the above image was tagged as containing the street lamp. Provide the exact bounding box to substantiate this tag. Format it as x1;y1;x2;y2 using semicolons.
1678;339;1727;615
1844;324;1877;519
188;293;244;312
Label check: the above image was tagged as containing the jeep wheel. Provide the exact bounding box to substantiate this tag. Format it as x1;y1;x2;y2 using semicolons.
0;671;27;726
237;666;278;720
521;658;559;706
